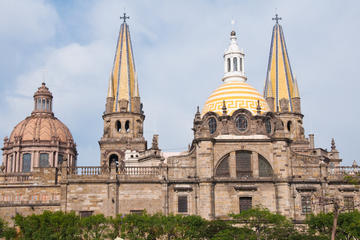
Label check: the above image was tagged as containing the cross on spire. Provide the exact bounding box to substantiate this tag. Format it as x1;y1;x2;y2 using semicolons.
272;13;282;24
120;12;130;23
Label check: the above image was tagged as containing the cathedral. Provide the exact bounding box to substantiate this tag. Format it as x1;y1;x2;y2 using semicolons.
0;14;358;222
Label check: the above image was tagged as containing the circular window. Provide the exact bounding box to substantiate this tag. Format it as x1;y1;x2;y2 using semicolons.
208;117;217;134
265;119;272;134
235;115;248;132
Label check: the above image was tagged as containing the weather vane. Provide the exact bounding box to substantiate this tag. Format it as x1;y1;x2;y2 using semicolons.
120;12;130;23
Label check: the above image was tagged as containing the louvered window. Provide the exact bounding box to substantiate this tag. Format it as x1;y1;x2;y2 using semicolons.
178;196;188;213
258;155;273;177
301;196;312;214
239;197;252;212
236;151;252;177
344;196;354;211
216;154;230;177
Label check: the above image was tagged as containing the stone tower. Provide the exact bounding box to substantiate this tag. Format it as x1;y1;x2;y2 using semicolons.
99;14;147;167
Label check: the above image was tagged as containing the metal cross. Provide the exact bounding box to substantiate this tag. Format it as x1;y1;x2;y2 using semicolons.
120;12;130;23
272;13;282;24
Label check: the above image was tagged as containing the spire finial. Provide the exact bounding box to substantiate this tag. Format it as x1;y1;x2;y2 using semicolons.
120;12;130;23
222;100;227;116
256;100;261;115
331;138;336;151
272;13;282;24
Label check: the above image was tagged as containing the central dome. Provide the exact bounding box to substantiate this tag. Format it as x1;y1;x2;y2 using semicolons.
202;81;269;116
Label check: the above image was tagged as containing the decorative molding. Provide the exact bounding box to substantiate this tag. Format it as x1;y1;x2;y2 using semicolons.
338;187;359;192
296;186;317;192
174;184;193;192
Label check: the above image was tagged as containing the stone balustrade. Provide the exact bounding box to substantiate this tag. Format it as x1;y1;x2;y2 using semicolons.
0;173;33;183
118;166;160;176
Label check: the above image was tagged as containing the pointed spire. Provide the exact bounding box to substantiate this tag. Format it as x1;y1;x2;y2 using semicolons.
331;138;336;151
264;14;299;112
107;13;139;113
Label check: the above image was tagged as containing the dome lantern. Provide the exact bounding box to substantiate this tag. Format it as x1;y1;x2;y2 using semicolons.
32;82;53;116
223;30;246;83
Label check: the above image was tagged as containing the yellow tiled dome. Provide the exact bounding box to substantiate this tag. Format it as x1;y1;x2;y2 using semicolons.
202;81;269;116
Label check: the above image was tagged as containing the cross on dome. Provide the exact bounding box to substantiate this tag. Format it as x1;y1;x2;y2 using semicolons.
272;13;282;24
120;12;130;23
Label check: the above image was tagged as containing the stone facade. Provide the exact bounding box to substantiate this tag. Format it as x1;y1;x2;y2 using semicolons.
0;16;358;224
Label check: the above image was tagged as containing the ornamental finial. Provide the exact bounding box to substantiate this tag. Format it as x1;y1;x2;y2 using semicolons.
120;12;130;23
272;13;282;24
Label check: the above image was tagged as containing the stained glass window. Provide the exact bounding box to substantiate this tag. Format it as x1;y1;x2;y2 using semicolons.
301;196;312;214
259;155;273;177
22;153;31;172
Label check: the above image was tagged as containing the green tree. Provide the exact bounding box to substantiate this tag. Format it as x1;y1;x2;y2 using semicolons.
79;214;109;240
0;218;16;240
14;211;81;240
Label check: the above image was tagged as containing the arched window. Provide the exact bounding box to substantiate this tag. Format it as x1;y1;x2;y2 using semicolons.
22;153;31;172
46;99;50;111
258;154;273;177
240;57;243;71
215;154;230;177
208;117;217;134
236;151;251;177
116;120;121;132
39;153;49;167
109;154;119;167
227;58;231;72
37;98;41;110
233;57;238;71
42;99;46;110
287;121;292;132
125;120;130;133
58;154;63;166
265;119;272;134
235;115;248;132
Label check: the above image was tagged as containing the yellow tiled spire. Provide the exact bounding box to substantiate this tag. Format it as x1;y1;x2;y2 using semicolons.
108;13;139;112
264;14;300;112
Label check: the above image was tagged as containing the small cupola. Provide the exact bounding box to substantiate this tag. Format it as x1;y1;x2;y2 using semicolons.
222;30;247;83
32;82;53;116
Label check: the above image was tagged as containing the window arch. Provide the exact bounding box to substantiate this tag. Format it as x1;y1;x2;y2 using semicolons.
258;154;273;177
227;58;231;72
125;120;130;133
215;154;230;177
287;121;292;132
116;120;121;132
239;57;243;71
233;57;238;71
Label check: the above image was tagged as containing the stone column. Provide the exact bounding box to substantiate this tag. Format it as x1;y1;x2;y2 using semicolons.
275;182;292;218
252;152;259;177
229;152;236;178
198;182;215;220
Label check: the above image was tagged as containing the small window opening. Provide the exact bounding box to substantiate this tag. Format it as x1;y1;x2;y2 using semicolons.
109;154;119;167
125;120;130;133
79;211;93;218
287;121;292;132
46;99;50;111
116;120;121;132
240;57;243;71
301;196;312;214
233;57;238;71
42;99;46;110
227;58;231;72
239;197;252;212
37;98;41;110
178;195;188;213
208;117;217;134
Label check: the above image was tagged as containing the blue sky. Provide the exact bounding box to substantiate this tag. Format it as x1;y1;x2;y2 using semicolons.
0;0;359;166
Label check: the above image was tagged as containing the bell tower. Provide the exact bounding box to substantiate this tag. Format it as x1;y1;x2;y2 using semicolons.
99;14;147;167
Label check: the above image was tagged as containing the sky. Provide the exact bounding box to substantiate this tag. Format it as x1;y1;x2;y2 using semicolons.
0;0;359;166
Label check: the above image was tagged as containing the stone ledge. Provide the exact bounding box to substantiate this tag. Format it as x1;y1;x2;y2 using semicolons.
234;185;257;191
